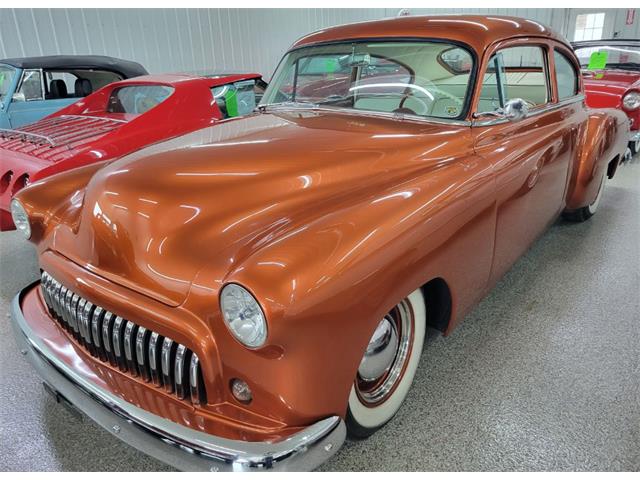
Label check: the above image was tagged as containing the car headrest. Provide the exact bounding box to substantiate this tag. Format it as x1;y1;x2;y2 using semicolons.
50;79;68;99
74;78;93;97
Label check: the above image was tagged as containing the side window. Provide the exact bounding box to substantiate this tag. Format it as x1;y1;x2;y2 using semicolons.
554;50;579;100
477;55;505;113
106;85;174;115
500;46;549;106
477;45;549;113
45;71;78;99
16;70;43;101
212;80;258;119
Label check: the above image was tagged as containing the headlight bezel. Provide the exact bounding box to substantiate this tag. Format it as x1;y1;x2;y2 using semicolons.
10;198;31;239
622;91;640;111
219;283;268;349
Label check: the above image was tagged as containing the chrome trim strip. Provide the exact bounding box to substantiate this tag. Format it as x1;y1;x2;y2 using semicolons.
174;344;188;400
263;103;472;126
189;354;203;406
148;332;163;387
59;287;69;325
472;95;586;127
123;321;138;374
91;306;104;350
112;316;126;369
101;312;114;353
11;285;345;472
136;327;151;382
76;298;87;340
161;338;175;393
82;301;94;345
68;292;79;333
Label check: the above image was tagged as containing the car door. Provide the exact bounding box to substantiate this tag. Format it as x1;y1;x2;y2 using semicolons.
7;68;75;128
472;40;575;284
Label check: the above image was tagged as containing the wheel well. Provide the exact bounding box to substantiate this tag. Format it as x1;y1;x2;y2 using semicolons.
421;277;452;333
607;154;620;179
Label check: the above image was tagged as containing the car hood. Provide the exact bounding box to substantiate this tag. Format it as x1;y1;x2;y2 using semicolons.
582;69;640;95
53;110;470;306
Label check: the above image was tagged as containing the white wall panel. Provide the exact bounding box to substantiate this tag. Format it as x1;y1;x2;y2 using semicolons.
0;8;637;80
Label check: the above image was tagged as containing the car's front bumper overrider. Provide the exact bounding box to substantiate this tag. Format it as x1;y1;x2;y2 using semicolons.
10;284;346;471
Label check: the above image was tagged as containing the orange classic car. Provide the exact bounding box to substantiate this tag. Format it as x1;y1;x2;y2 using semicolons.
10;16;629;471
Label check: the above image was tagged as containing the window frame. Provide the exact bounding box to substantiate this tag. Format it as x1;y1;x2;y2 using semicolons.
16;68;45;102
261;37;479;123
474;40;554;118
552;47;581;101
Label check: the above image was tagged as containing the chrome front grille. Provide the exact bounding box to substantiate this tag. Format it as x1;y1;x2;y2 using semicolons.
40;271;207;405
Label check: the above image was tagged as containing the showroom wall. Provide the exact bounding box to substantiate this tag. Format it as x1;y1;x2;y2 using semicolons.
1;8;638;79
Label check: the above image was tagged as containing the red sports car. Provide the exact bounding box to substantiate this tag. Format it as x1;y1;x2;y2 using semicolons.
0;72;265;230
573;39;640;155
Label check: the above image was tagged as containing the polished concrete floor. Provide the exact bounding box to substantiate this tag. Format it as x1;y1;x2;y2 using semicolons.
1;156;638;471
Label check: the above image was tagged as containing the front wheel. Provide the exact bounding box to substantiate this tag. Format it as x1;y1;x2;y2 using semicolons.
562;173;606;223
346;288;426;438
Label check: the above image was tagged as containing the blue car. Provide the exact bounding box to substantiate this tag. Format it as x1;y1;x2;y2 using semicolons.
0;55;147;129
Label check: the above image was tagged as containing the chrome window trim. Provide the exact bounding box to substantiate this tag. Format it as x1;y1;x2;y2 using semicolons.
262;104;473;126
471;94;585;127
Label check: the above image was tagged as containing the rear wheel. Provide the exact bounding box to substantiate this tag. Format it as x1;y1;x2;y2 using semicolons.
562;173;606;222
630;139;640;156
346;288;426;438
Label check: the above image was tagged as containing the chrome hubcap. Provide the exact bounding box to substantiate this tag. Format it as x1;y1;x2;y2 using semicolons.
356;299;414;406
358;316;399;382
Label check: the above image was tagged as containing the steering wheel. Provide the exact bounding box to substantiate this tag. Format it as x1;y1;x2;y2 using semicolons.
398;86;463;116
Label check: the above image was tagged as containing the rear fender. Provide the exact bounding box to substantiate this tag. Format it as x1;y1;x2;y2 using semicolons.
565;110;628;210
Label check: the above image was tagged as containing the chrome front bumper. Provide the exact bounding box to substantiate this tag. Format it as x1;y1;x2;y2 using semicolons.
11;284;346;471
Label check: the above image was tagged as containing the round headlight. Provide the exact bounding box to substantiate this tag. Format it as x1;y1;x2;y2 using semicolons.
220;284;267;348
622;91;640;111
10;198;31;239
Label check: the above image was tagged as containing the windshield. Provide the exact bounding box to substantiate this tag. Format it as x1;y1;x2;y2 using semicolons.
0;64;17;100
261;41;474;120
575;45;640;71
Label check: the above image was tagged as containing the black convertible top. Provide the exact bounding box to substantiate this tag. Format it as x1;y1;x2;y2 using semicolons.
0;55;148;78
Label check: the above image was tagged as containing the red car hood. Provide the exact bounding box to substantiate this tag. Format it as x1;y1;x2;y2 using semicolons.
582;69;640;94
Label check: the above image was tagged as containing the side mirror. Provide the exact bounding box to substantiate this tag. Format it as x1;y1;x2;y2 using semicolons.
503;98;529;122
11;92;26;102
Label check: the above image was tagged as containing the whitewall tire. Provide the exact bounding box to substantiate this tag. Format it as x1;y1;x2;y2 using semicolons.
346;288;426;438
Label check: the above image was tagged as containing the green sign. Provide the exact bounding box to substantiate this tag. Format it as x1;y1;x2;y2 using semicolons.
587;51;608;70
325;58;339;73
224;89;239;117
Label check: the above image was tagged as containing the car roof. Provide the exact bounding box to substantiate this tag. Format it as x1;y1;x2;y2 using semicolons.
0;55;148;78
292;15;570;54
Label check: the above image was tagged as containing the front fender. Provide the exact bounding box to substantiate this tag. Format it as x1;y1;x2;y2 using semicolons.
565;109;629;211
186;150;495;427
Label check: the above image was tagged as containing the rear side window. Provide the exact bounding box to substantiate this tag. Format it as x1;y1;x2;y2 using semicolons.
554;50;579;99
106;85;174;114
212;79;258;119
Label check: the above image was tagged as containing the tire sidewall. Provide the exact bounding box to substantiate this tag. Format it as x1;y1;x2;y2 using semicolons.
347;288;426;431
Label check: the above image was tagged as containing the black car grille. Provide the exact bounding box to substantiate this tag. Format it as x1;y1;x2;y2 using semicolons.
39;271;206;405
